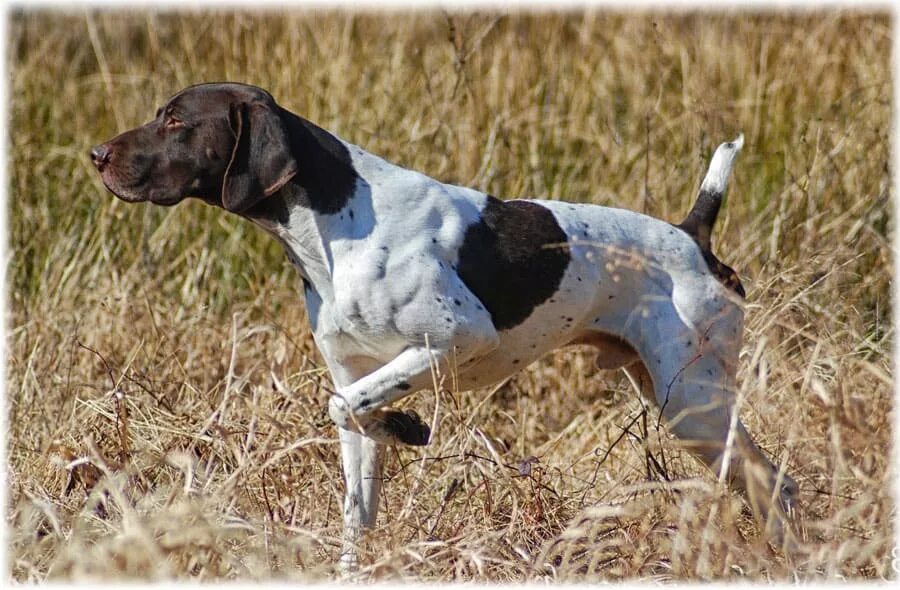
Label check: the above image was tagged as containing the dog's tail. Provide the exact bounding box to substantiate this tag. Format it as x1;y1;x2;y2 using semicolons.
678;133;744;251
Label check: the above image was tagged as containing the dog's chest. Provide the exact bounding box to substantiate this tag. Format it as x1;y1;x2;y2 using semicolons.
297;216;497;364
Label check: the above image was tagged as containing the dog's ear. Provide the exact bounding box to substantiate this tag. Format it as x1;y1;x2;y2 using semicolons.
223;100;298;213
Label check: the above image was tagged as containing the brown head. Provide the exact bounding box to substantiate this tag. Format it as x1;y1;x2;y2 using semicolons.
90;82;298;213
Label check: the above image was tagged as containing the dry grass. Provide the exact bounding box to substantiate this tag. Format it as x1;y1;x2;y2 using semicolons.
6;9;893;582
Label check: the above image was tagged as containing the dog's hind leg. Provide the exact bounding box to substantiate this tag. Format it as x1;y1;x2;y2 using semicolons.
623;361;797;531
617;293;798;546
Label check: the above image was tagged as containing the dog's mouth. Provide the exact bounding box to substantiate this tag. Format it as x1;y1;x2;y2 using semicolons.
98;152;206;207
100;177;146;204
103;181;186;207
100;164;164;204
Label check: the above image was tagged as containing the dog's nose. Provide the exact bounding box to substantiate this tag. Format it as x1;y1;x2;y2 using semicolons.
90;144;111;171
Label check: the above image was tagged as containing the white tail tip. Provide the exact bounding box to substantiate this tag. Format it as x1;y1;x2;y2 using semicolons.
700;133;745;194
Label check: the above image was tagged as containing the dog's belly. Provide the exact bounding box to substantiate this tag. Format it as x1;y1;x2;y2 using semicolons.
456;332;568;389
454;262;603;389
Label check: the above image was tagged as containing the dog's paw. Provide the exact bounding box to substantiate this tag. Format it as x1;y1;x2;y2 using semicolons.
380;409;431;446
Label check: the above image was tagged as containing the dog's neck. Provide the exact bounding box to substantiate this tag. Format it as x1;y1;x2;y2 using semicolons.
242;188;330;297
240;112;365;301
248;109;360;219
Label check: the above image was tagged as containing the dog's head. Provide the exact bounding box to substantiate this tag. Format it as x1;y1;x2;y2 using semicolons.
90;82;298;213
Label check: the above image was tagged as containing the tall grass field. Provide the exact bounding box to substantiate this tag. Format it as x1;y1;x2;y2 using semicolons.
6;9;893;581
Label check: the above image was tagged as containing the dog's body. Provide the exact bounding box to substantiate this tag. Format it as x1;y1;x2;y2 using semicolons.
263;141;729;390
92;83;798;570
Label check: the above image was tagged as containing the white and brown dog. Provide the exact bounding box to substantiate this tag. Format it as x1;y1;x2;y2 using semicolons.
91;82;798;569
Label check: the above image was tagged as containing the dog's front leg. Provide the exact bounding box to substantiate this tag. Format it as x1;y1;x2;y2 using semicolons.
338;428;383;573
328;346;451;446
324;363;387;573
329;333;498;571
329;346;447;574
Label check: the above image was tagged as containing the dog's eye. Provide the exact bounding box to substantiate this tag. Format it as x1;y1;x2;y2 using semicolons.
165;116;186;129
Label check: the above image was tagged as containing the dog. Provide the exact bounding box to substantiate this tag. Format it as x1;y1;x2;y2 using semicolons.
91;82;799;570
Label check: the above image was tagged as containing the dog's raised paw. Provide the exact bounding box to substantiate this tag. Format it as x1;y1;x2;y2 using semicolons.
381;409;430;446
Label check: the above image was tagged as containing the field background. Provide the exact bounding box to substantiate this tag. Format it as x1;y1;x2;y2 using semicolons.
6;9;894;582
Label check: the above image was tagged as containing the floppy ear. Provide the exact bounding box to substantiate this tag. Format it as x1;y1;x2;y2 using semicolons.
223;101;298;212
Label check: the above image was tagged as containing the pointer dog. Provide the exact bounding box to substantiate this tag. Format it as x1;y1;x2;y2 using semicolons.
92;82;798;568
